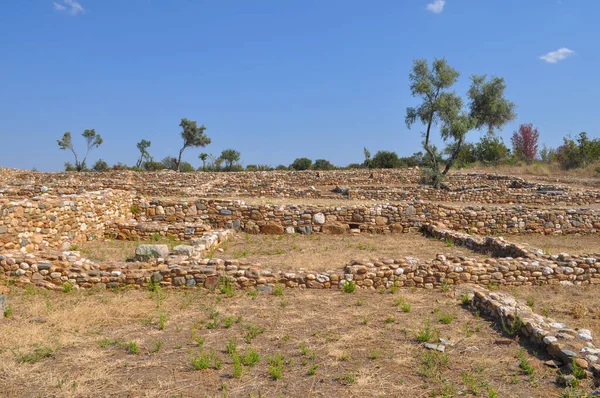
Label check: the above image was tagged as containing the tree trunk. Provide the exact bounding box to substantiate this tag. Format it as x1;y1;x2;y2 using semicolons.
176;147;185;172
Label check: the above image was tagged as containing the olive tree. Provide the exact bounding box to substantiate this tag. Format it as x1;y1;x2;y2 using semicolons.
57;129;103;172
135;139;152;168
405;58;515;188
176;118;210;172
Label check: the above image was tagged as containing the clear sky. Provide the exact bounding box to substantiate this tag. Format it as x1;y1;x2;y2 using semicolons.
0;0;597;171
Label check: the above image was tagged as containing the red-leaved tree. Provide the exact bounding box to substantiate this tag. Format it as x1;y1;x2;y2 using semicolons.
511;123;539;160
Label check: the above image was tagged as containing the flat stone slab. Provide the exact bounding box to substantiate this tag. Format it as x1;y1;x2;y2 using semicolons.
135;244;169;259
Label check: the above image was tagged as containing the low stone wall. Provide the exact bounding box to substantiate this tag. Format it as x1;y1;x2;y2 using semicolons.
422;224;543;258
134;198;600;235
3;239;600;292
105;221;213;241
469;286;600;379
0;190;133;251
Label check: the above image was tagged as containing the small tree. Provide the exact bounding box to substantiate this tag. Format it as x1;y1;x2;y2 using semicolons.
135;139;152;168
290;158;312;171
220;149;241;171
405;58;515;188
198;153;209;171
57;129;103;172
372;151;400;168
511;123;539;161
313;159;335;170
362;147;372;169
175;118;210;172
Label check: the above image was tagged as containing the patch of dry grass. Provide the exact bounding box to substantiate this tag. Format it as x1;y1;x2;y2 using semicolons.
0;284;580;397
217;232;488;272
509;234;600;256
500;284;600;339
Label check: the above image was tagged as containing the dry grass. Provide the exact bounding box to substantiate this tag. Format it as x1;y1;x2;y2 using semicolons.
509;234;600;256
72;233;487;270
215;232;488;272
0;284;576;397
466;162;600;188
77;236;178;262
500;284;600;339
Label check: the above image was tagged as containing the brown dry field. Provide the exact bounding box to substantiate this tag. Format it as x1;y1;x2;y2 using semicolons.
498;284;600;339
2;283;596;398
77;232;488;271
508;234;600;256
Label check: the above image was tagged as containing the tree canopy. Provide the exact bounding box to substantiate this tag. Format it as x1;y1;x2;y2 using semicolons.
176;118;210;172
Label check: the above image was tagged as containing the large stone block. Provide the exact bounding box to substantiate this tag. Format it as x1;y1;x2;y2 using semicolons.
135;244;169;260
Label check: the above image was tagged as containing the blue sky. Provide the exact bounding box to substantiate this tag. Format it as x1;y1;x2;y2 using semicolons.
0;0;597;171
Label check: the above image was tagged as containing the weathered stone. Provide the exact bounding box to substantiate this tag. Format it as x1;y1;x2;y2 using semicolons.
135;244;169;259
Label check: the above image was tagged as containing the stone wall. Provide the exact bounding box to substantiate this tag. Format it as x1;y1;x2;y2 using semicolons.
2;168;599;206
0;189;133;251
469;286;600;380
3;236;599;292
422;224;543;258
133;198;600;235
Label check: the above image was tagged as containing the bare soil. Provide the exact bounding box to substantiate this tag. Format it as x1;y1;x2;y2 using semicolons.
0;285;583;398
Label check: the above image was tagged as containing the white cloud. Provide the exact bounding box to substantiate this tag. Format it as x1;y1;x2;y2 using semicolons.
426;0;445;14
539;47;574;63
53;0;85;16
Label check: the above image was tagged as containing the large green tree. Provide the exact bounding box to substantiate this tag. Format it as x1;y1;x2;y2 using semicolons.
57;129;103;172
405;58;515;187
176;118;210;172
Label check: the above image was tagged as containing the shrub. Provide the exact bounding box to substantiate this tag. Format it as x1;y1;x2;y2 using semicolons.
92;159;109;172
290;158;312;171
268;354;284;380
371;150;399;168
312;159;335;170
243;348;260;366
342;280;356;294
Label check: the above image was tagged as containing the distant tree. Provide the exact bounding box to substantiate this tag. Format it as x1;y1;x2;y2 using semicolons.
198;153;209;171
313;159;335;170
362;147;372;169
398;151;427;168
371;151;399;168
246;164;272;171
539;144;557;164
445;143;476;168
405;58;515;187
475;132;510;163
179;161;195;172
577;132;600;167
556;132;600;169
220;149;241;171
346;163;362;169
275;164;288;170
57;129;103;172
161;156;178;171
290;158;312;171
511;123;539;161
175;118;210;172
135;139;152;168
92;159;109;172
143;161;165;171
